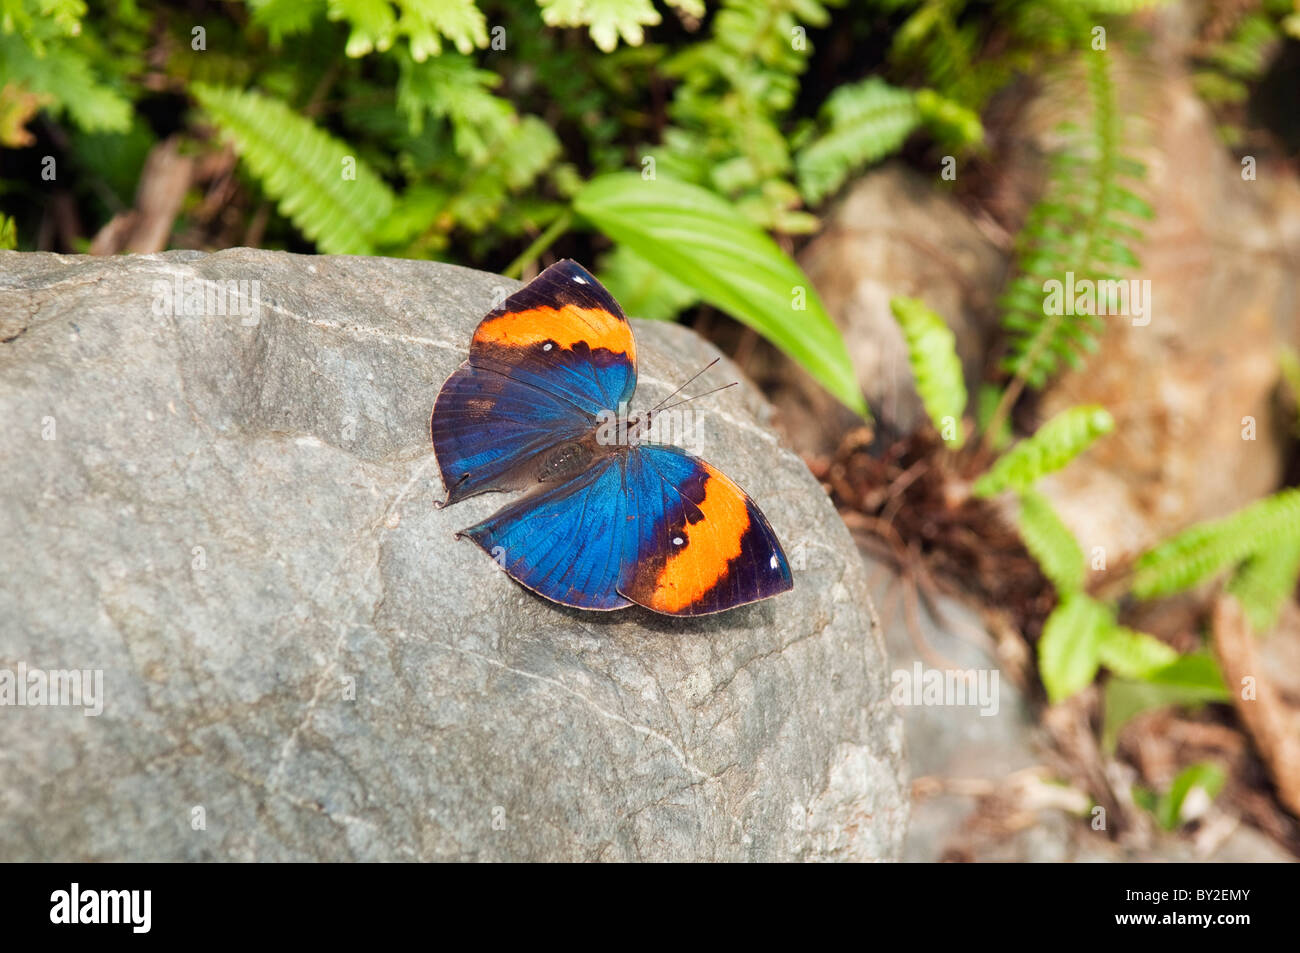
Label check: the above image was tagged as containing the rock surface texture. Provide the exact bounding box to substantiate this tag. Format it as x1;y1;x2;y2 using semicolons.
0;248;905;861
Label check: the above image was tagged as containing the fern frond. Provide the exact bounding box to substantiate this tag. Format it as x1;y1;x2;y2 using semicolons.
1096;625;1179;679
1225;540;1300;633
889;296;968;447
973;404;1114;497
396;52;512;159
1132;488;1300;600
538;0;664;53
192;84;396;255
795;78;920;205
1038;593;1110;703
0;29;131;134
1016;488;1084;592
1081;0;1175;13
1204;12;1279;81
999;45;1152;389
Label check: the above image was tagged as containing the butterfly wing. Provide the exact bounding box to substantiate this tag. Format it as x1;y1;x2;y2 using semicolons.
431;259;637;504
617;445;793;616
457;458;632;611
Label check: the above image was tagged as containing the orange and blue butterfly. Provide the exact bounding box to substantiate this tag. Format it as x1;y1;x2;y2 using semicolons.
430;259;793;615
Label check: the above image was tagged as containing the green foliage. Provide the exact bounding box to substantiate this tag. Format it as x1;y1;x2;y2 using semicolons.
976;382;1011;451
1095;624;1179;680
247;0;489;59
596;244;698;321
1038;593;1109;703
999;49;1153;390
651;0;837;233
1191;7;1285;129
889;296;967;447
0;212;15;249
1224;540;1300;633
1131;488;1300;600
1151;762;1227;831
795;78;981;205
796;78;921;206
1037;592;1181;703
1102;653;1231;750
0;0;134;135
574;172;866;414
192;84;396;255
973;404;1114;497
538;0;701;53
1016;489;1084;593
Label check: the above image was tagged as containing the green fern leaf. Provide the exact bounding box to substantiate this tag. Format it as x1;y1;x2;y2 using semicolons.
538;0;663;53
1225;540;1300;632
1038;593;1110;703
0;31;131;134
889;296;968;447
795;77;920;205
973;404;1114;497
245;0;325;43
396;52;512;159
1016;489;1085;593
1081;0;1176;13
1102;652;1230;750
999;47;1151;389
1132;488;1300;600
192;83;396;255
1096;625;1179;679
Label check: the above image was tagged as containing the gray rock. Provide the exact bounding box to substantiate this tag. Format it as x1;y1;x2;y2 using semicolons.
0;248;906;861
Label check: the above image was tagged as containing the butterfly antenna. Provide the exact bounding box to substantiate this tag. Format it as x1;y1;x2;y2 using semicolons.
654;380;738;414
646;357;721;418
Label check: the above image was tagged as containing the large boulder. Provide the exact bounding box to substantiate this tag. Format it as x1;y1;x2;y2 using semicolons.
0;248;906;861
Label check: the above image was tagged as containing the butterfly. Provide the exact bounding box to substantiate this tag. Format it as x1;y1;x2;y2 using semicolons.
430;259;793;616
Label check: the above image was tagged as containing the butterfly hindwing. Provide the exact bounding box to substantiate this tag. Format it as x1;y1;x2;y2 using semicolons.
617;445;793;616
431;260;636;504
458;458;632;611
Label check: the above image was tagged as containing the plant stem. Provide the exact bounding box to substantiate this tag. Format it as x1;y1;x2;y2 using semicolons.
503;211;574;280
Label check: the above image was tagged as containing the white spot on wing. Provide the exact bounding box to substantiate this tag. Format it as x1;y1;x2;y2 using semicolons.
672;536;684;546
769;554;779;569
572;275;588;284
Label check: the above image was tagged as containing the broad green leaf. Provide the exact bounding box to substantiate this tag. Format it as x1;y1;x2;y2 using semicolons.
574;172;866;414
597;244;699;321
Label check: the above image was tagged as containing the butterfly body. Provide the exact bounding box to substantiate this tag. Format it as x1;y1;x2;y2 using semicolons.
431;260;793;616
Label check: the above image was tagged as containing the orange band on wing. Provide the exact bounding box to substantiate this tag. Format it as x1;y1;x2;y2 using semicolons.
474;306;635;359
647;468;750;613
